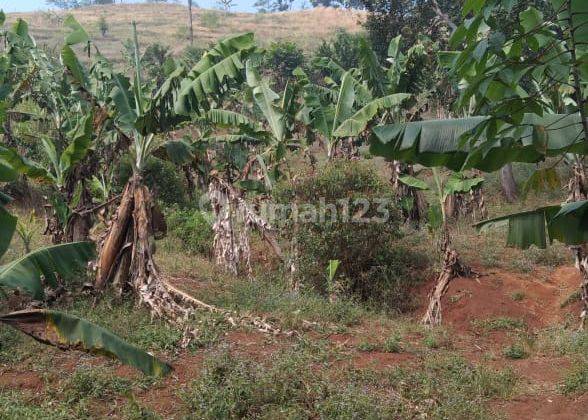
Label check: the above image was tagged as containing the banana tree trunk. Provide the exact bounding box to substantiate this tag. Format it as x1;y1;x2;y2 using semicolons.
390;161;427;224
573;245;588;329
566;163;588;327
500;164;519;203
94;175;198;332
422;228;471;327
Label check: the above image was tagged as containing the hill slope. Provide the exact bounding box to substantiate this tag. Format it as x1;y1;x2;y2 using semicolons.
6;4;363;62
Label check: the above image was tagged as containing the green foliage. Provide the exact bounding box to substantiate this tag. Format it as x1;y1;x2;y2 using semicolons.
382;335;402;353
0;390;71;419
274;160;428;312
503;343;528;359
357;341;377;352
473;317;526;332
166;207;214;256
61;367;133;404
141;42;172;86
0;242;95;299
314;29;364;71
389;355;516;418
119;156;187;205
263;41;305;90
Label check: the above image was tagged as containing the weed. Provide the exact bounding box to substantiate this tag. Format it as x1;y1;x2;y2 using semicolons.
562;360;588;394
60;367;133;404
511;291;525;301
0;390;72;419
388;355;516;418
503;343;528;359
357;341;377;352
382;335;402;353
473;317;526;332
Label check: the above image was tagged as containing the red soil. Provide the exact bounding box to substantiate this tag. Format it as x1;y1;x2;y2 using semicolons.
1;265;586;419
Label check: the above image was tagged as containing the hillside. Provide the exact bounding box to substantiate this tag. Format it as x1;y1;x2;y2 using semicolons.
6;4;363;62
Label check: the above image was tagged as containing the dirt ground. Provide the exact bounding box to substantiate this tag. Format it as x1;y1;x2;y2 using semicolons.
1;265;586;419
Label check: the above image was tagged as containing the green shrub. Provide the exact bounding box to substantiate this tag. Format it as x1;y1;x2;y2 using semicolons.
118;156;186;206
263;41;305;90
314;29;363;70
357;341;377;352
166;207;214;256
273;160;427;313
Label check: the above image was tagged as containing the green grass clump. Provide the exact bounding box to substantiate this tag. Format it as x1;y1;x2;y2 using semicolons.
382;336;402;353
511;291;525;301
503;343;528;359
473;317;526;332
562;361;588;394
60;367;134;404
357;341;377;352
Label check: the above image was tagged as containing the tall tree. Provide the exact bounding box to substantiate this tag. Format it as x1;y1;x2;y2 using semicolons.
188;0;194;45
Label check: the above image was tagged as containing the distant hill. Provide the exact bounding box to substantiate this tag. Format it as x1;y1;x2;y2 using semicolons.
6;4;363;63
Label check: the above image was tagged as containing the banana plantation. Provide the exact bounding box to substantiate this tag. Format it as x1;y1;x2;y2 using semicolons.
1;0;588;418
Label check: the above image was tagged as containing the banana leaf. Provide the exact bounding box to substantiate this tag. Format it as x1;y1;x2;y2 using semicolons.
474;200;588;249
0;206;16;259
370;113;588;172
0;310;172;377
0;242;95;299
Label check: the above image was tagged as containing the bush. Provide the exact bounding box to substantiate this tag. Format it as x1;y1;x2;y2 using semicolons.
263;41;305;90
118;156;187;206
314;29;363;70
273;160;427;313
166;207;214;256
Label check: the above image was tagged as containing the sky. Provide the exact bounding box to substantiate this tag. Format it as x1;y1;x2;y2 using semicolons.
0;0;264;13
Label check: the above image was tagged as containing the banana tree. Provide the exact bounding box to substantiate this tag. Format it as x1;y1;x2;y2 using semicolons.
296;68;410;159
318;35;436;222
78;25;260;332
392;167;484;325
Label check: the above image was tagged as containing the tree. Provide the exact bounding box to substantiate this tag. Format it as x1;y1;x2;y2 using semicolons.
188;0;194;45
369;0;588;326
358;0;460;59
216;0;236;12
98;15;108;37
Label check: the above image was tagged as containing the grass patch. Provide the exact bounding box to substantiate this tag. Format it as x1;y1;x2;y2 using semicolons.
503;343;528;359
0;390;72;419
382;335;403;353
472;317;526;332
562;360;588;394
389;355;517;418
